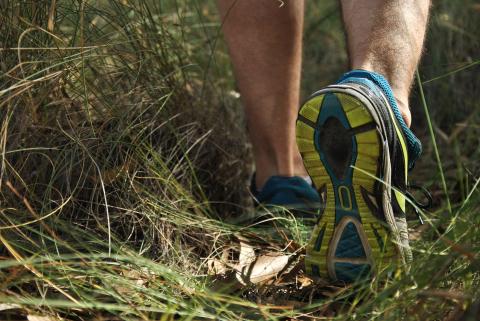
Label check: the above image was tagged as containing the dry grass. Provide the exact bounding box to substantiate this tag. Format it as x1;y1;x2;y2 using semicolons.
0;0;479;320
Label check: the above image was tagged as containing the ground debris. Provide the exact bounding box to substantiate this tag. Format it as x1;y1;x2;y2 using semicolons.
206;232;351;318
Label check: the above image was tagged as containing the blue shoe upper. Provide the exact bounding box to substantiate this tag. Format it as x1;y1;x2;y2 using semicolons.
251;175;321;208
337;70;422;169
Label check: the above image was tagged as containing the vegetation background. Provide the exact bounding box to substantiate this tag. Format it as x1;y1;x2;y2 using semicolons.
0;0;478;320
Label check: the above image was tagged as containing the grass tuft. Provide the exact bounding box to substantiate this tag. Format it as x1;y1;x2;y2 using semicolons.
0;0;478;320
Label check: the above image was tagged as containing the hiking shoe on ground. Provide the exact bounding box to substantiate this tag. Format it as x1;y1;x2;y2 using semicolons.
296;69;422;282
250;175;322;243
251;175;321;209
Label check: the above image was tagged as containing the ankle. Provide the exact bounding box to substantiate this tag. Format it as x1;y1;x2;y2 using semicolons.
253;150;307;189
347;66;413;127
396;98;412;127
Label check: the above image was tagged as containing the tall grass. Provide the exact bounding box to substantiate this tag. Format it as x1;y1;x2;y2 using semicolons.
0;0;478;320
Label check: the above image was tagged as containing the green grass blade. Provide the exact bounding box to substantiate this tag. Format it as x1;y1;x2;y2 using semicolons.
416;70;452;214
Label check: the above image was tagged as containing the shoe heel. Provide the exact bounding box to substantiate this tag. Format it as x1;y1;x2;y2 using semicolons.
297;90;397;282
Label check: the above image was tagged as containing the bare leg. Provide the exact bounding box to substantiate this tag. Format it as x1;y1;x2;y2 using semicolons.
341;0;430;126
217;0;306;188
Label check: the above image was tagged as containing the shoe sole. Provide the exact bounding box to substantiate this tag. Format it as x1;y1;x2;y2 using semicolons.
296;88;397;282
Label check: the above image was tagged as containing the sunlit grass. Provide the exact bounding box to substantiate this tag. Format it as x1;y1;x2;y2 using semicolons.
0;0;478;320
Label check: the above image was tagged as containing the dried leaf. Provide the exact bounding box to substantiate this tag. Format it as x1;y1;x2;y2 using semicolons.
238;241;256;267
28;315;57;321
0;304;21;311
245;253;291;284
236;252;291;285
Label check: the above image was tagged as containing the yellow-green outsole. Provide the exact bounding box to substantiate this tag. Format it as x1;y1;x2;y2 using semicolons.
296;92;398;280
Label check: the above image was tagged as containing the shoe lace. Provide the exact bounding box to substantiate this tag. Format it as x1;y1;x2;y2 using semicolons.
405;183;433;224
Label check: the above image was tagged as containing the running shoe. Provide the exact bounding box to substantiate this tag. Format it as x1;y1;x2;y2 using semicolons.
249;175;322;242
295;70;422;282
251;175;321;209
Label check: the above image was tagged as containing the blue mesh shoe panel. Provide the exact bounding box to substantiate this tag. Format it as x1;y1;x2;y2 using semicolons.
252;175;321;207
335;262;371;283
335;222;366;258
